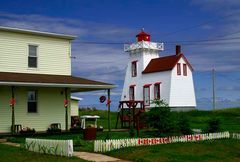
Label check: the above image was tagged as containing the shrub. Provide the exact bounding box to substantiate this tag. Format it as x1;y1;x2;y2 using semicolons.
145;99;173;135
205;118;221;133
129;126;135;137
177;114;192;135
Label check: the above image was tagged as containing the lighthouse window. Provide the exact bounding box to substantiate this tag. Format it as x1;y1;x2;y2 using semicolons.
154;83;161;100
177;63;181;75
129;86;135;100
131;61;137;77
183;64;187;76
143;85;150;106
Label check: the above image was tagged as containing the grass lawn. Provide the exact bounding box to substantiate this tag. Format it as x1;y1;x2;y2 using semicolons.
178;108;240;132
79;108;240;132
0;144;88;162
3;108;240;162
106;139;240;162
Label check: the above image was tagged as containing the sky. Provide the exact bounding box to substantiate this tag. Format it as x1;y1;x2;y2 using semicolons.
0;0;240;110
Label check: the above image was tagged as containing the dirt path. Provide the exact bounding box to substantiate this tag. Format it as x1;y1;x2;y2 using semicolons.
73;151;131;162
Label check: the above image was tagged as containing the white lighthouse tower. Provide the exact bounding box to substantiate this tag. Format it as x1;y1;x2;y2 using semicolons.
121;30;196;111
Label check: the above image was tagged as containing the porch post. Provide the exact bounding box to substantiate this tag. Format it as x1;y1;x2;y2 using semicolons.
107;89;111;133
11;86;15;134
65;88;68;131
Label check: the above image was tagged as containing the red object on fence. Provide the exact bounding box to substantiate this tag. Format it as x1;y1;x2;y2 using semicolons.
64;99;69;108
9;98;16;106
106;99;111;105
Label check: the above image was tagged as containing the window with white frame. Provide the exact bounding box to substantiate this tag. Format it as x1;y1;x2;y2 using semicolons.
28;91;37;113
28;45;38;68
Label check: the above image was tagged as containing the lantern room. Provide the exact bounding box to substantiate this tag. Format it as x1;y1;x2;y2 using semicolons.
136;29;151;42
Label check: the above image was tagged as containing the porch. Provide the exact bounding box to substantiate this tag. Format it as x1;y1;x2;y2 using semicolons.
0;72;115;134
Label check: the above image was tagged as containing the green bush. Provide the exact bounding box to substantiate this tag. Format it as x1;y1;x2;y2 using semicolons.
145;99;173;135
205;118;221;133
177;114;192;135
129;126;135;137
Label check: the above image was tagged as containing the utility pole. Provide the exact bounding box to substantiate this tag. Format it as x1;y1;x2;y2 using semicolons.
212;68;216;110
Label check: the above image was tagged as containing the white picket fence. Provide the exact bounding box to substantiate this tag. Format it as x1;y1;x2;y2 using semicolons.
94;131;230;152
25;138;73;157
232;133;240;139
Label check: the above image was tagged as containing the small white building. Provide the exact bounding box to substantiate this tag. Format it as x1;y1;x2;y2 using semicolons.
121;30;196;111
70;96;82;117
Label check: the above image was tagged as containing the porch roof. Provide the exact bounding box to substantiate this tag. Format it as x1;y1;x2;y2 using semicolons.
0;72;116;92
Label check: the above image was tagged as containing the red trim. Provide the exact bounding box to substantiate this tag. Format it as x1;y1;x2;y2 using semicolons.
154;82;161;85
143;86;150;106
183;64;187;76
143;84;152;87
177;63;181;75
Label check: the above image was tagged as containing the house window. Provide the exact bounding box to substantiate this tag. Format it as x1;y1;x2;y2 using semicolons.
28;45;38;68
28;91;37;113
129;86;135;100
154;82;161;99
143;84;151;106
183;64;187;76
177;63;181;75
131;61;137;77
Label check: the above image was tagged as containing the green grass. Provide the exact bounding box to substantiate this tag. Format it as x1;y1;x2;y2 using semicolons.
174;108;240;132
0;144;88;162
79;108;240;132
106;139;240;162
3;108;240;162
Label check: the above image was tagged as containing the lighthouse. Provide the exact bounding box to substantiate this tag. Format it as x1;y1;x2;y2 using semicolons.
121;30;196;111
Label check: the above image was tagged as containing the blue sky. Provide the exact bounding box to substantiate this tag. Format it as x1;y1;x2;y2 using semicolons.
0;0;240;110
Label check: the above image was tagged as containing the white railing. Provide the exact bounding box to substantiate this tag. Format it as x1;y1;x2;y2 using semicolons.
94;132;230;152
124;41;164;52
232;133;240;139
25;138;73;157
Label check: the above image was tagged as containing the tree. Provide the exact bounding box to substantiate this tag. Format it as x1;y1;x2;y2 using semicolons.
146;99;172;135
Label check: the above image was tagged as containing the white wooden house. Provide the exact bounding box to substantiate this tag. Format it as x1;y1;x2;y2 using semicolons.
0;26;115;133
121;30;196;111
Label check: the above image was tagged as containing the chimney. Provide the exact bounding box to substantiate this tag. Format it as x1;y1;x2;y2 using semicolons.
176;45;181;55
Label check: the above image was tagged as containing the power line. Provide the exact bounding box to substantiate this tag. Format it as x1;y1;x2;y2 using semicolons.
160;11;240;37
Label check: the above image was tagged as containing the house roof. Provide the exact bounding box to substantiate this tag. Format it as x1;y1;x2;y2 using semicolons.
142;54;193;74
71;96;83;101
0;26;76;40
0;72;115;92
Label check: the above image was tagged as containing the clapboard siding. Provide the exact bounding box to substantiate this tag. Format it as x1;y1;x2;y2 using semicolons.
169;58;196;107
0;86;71;133
0;30;71;75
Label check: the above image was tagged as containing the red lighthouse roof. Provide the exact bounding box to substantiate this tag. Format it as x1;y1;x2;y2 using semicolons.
136;29;150;42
